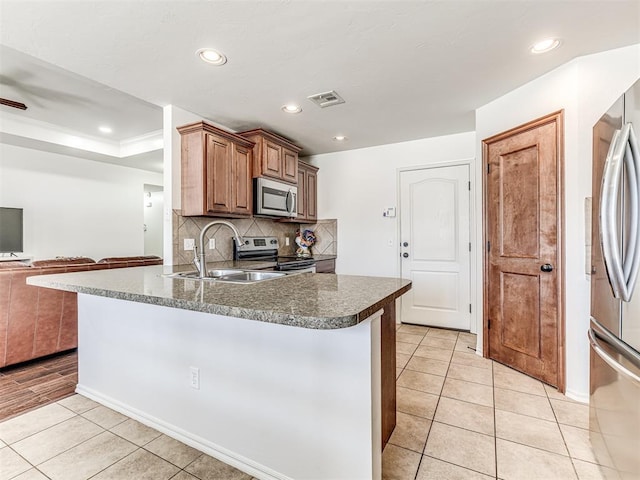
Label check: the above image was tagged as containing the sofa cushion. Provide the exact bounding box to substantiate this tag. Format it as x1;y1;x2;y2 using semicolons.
97;256;162;267
32;257;95;267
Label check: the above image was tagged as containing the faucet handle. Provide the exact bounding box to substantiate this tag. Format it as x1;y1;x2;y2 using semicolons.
192;245;201;272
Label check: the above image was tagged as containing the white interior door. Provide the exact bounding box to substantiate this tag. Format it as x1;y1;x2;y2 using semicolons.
400;165;471;329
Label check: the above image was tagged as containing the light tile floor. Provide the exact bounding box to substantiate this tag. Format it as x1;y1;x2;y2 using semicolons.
0;325;614;480
387;324;617;480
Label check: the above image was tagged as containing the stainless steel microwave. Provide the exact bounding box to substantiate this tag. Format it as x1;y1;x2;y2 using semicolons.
254;177;297;218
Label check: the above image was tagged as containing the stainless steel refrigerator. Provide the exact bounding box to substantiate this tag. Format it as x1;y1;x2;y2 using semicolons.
590;78;640;479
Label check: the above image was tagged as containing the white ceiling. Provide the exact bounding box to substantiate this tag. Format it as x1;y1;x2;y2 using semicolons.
1;0;639;167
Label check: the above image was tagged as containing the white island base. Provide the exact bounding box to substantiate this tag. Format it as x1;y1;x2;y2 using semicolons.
76;294;382;480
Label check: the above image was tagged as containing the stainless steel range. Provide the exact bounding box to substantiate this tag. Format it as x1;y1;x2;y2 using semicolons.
234;236;316;272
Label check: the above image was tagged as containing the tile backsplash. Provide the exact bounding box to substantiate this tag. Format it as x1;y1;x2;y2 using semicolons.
172;211;337;265
302;219;337;256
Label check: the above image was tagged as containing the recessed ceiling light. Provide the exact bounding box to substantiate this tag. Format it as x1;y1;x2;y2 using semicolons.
196;48;227;65
333;135;348;142
530;38;561;54
98;126;112;134
281;104;302;114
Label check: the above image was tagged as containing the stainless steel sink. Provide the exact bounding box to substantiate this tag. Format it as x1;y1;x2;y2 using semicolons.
216;271;285;283
162;269;285;283
164;269;241;279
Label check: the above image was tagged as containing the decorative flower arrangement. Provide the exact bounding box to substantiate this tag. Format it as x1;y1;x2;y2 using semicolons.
295;229;316;257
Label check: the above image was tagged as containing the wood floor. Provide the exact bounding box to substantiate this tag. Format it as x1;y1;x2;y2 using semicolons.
0;350;78;422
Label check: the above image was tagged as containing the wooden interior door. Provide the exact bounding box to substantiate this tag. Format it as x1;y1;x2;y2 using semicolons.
483;111;564;389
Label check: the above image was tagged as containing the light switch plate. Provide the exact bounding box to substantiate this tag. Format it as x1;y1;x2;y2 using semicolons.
383;207;396;217
209;238;216;250
184;238;195;251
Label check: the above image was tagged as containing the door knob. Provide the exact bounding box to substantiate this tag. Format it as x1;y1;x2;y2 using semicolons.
402;253;409;258
403;242;409;247
541;263;554;272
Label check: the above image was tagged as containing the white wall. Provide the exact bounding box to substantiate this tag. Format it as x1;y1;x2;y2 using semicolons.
306;132;476;277
0;143;163;261
475;43;640;401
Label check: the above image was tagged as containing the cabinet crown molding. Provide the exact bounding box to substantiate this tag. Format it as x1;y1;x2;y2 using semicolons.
299;159;318;171
177;121;255;149
239;128;302;152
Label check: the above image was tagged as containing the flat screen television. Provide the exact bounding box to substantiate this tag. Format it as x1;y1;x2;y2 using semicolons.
0;207;24;254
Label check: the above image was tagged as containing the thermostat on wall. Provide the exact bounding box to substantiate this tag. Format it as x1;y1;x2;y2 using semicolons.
383;207;396;218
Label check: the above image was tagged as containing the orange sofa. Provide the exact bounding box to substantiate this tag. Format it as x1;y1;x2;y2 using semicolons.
0;256;162;368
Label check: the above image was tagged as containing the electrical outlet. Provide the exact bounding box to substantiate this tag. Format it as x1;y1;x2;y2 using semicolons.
184;238;195;251
209;238;216;250
189;366;200;390
285;237;290;246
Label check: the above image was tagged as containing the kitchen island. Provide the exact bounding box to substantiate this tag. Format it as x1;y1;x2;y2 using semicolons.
28;265;411;480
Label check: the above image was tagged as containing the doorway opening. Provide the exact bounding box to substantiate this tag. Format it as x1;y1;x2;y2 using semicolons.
144;184;163;257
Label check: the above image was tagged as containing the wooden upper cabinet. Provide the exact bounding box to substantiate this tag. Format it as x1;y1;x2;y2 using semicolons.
206;134;231;214
296;161;319;223
178;121;255;217
239;128;301;185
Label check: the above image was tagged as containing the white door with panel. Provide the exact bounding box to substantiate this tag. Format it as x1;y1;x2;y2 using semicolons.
400;165;471;329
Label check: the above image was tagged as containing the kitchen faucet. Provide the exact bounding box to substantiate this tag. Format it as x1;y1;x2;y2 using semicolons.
193;220;245;278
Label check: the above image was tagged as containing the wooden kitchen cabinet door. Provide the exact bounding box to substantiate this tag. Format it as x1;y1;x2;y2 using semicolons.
264;140;283;179
231;143;252;216
306;166;317;221
297;166;307;218
283;148;298;183
205;133;232;215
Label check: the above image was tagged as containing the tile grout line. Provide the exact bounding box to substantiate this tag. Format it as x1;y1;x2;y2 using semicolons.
492;359;499;480
408;328;432;480
84;446;145;480
547;381;582;479
413;330;458;480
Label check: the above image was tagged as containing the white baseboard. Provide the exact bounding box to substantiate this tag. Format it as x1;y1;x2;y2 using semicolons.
563;388;589;404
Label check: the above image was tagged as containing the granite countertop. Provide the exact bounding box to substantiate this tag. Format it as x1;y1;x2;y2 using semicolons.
27;264;410;330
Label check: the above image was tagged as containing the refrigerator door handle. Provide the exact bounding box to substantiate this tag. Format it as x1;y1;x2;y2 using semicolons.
622;123;640;301
589;327;640;384
600;128;625;298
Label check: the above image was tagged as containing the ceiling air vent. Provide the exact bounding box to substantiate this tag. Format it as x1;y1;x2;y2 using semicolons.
307;90;345;108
